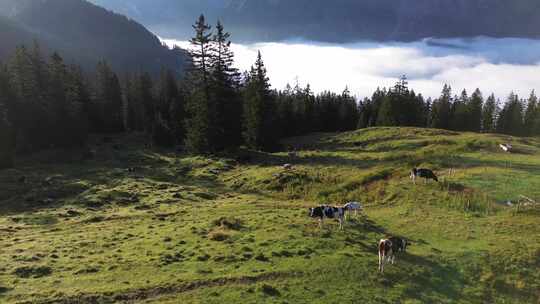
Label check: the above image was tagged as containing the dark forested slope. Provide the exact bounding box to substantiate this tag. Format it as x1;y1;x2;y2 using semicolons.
0;0;187;75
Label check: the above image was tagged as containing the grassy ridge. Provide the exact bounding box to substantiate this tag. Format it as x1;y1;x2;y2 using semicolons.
0;128;539;303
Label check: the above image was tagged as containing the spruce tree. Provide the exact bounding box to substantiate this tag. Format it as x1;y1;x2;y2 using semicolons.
243;51;276;150
482;94;497;133
210;20;242;150
0;63;15;168
185;15;215;153
155;69;182;147
65;65;90;146
468;89;483;132
376;95;396;126
430;84;452;130
48;52;69;146
497;93;524;136
524;90;538;136
9;44;49;150
92;61;123;133
450;89;469;131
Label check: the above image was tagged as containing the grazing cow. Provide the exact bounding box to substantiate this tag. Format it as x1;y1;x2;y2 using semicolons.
283;163;294;170
378;237;408;273
308;205;345;230
499;144;512;153
343;201;363;219
410;168;438;184
378;239;393;273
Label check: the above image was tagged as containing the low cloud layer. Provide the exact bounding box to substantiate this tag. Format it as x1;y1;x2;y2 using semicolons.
163;37;540;100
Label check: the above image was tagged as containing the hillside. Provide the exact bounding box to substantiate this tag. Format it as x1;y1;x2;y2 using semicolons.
89;0;540;42
0;128;539;303
0;0;187;75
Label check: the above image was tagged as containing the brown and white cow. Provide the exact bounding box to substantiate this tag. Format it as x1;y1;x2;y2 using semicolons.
378;237;408;273
378;239;393;273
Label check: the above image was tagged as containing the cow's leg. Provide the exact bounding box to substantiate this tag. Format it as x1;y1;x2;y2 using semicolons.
391;254;395;265
379;252;383;273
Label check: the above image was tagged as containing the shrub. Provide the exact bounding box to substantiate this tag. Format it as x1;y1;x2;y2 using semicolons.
13;266;52;278
208;230;231;241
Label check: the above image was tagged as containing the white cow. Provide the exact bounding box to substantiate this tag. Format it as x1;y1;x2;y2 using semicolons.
343;201;363;220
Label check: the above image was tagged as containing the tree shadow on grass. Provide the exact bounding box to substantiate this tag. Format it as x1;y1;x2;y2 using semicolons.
0;157;232;216
393;253;465;302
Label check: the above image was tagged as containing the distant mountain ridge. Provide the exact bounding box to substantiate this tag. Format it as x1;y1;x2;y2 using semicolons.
89;0;540;42
0;0;187;75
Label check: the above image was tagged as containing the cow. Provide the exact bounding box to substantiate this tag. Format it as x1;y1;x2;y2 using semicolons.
308;205;345;230
378;237;408;273
410;168;438;184
388;236;408;254
499;143;512;153
283;163;294;170
378;238;393;273
343;201;363;220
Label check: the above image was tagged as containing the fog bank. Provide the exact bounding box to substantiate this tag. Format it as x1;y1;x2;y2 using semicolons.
163;37;540;100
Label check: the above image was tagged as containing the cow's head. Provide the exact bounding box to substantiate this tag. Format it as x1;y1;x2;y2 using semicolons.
308;207;315;218
410;168;417;178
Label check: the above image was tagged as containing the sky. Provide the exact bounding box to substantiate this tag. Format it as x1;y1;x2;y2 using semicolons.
162;37;540;101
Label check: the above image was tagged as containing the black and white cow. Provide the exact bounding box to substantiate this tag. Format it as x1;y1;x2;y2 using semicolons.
378;237;408;273
308;205;345;230
410;168;439;184
389;236;408;253
343;201;363;220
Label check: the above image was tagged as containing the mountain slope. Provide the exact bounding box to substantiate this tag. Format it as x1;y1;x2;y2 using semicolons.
89;0;540;42
0;0;187;75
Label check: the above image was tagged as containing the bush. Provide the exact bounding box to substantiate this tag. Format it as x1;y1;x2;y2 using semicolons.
260;284;280;297
13;266;52;278
211;217;244;230
208;230;231;241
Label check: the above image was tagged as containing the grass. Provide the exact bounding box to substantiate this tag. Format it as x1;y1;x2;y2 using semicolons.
0;128;539;303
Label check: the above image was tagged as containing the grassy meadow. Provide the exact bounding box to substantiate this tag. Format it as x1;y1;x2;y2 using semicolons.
0;127;539;303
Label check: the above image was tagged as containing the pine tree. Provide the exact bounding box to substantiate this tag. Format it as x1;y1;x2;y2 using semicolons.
185;15;215;153
482;94;497;133
242;51;276;150
524;90;538;136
